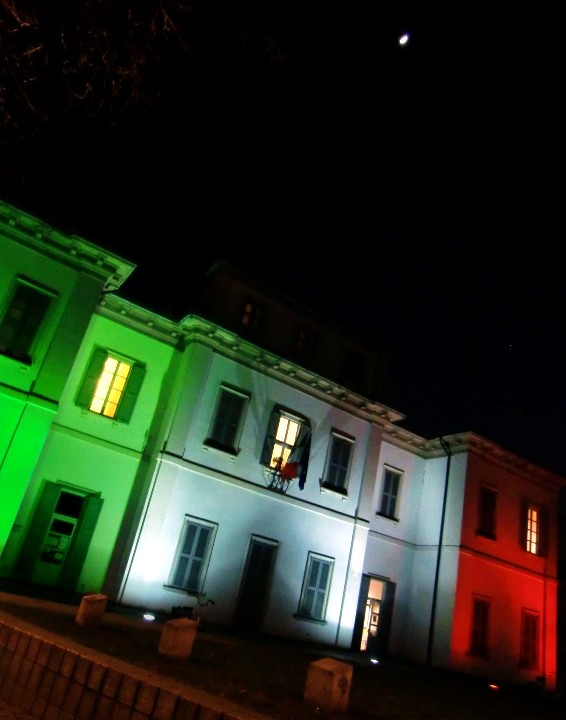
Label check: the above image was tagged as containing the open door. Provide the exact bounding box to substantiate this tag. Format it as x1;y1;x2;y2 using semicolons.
352;574;396;656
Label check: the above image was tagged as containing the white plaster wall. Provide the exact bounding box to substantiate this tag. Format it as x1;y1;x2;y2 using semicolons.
120;459;366;647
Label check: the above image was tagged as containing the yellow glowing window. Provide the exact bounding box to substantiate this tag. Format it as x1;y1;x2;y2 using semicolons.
270;415;300;469
90;356;132;418
526;506;539;554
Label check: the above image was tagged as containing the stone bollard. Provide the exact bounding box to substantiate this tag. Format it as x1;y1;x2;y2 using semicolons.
76;593;108;626
158;617;199;659
304;657;353;713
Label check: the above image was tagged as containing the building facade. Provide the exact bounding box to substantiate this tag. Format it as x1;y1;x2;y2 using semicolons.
0;200;563;691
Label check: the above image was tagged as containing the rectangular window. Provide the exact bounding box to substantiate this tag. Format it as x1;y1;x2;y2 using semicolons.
0;278;54;363
298;553;333;621
169;517;217;593
470;596;490;657
75;347;146;423
205;385;249;453
378;468;402;520
322;432;354;494
477;485;497;539
526;505;539;554
519;610;539;668
295;327;317;357
241;300;263;331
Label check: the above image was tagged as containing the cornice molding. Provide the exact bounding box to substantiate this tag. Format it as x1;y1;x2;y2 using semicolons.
97;295;566;490
0;201;135;291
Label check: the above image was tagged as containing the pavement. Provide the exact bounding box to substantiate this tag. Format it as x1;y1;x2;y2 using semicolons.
0;579;286;720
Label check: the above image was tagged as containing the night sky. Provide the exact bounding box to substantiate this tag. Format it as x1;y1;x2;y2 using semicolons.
1;3;565;477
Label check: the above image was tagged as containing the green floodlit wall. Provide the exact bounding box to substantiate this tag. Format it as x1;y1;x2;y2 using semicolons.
0;392;57;560
1;308;178;593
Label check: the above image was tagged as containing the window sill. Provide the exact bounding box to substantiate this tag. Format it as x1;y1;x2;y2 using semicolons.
376;512;399;522
0;349;32;366
202;441;238;462
320;483;348;500
293;614;327;626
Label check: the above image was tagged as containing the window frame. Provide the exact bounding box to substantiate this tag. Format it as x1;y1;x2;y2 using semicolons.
476;485;497;540
204;385;250;455
469;595;490;658
75;347;146;423
241;299;264;332
321;430;355;495
297;552;334;622
520;501;548;556
519;609;539;668
168;516;218;595
0;276;56;364
377;467;403;520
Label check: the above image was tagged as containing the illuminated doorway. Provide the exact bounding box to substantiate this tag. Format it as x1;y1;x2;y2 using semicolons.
352;574;396;655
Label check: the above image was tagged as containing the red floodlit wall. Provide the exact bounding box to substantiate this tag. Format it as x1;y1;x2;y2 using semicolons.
450;451;558;688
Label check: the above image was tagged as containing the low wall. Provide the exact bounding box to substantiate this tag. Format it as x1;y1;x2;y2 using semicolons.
0;614;269;720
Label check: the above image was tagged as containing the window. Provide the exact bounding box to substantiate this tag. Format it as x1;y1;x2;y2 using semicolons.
322;432;354;494
205;385;249;453
520;502;547;556
0;278;54;363
470;596;490;657
477;485;497;539
169;517;217;593
75;347;146;423
519;610;539;668
241;300;263;331
295;327;317;358
298;553;333;621
261;406;311;486
378;468;402;520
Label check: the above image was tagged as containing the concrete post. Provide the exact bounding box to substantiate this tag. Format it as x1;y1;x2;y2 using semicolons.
158;617;199;659
304;657;353;713
76;593;108;626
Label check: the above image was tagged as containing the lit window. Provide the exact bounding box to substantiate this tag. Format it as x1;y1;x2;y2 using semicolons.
205;386;249;453
298;553;333;621
477;486;497;539
378;468;402;520
90;356;131;417
322;432;354;494
0;278;54;364
169;517;217;593
261;406;312;490
470;596;490;657
526;506;539;554
519;610;539;668
75;347;146;423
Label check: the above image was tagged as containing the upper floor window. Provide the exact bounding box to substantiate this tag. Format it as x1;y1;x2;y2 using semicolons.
297;552;333;621
295;327;317;358
169;517;217;594
519;609;539;668
477;485;497;539
378;467;402;520
322;431;354;495
342;350;365;388
470;596;490;657
260;406;311;490
520;501;547;556
0;278;55;364
75;347;146;423
241;300;263;332
205;385;249;454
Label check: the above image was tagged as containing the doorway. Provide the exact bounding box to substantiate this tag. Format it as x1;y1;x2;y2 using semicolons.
352;574;396;655
14;481;103;590
235;536;278;631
